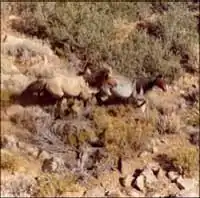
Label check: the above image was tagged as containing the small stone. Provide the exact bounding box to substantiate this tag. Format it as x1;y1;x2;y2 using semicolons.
84;186;105;197
135;175;145;192
160;138;167;144
146;162;160;174
125;188;145;197
120;159;136;176
138;151;151;158
106;190;125;197
152;146;158;153
168;183;180;196
167;171;179;182
38;150;51;160
26;146;39;158
176;189;199;197
120;175;133;187
176;176;197;190
1;135;18;149
42;157;58;172
6;105;24;118
142;167;157;184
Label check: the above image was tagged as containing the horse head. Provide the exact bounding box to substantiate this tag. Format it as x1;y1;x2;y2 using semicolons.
153;74;168;92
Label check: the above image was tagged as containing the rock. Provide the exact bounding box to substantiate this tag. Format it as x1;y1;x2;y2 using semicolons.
97;171;120;193
61;186;85;198
168;183;181;196
167;171;179;182
146;162;160;175
120;175;133;187
42;157;58;172
157;168;169;183
152;146;158;153
124;187;145;197
38;150;51;160
106;189;125;197
119;158;136;175
6;105;24;118
189;131;199;146
84;186;105;197
176;176;197;190
138;151;151;158
1;135;18;149
142;167;157;185
41;156;66;173
25;146;39;158
135;175;145;192
176;188;199;197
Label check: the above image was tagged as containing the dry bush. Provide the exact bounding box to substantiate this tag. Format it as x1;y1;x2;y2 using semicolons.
92;106;154;158
156;113;182;134
169;146;199;177
184;102;199;127
1;149;30;173
1;172;37;197
33;173;80;197
0;89;14;109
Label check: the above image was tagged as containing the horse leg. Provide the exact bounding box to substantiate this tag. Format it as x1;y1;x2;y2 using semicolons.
54;97;63;119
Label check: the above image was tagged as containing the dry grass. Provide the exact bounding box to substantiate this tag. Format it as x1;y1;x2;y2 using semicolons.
156;113;182;135
184;102;199;127
34;173;81;197
1;149;40;175
92;106;154;158
170;146;199;177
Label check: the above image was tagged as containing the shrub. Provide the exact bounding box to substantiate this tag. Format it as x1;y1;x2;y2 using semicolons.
170;146;199;177
1;149;30;173
184;102;199;127
92;106;154;159
4;2;198;81
34;173;79;197
156;113;181;134
1;89;14;108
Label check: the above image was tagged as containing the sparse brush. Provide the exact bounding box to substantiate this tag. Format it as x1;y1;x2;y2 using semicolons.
184;102;199;127
1;149;29;173
1;89;14;109
170;146;199;177
92;106;154;158
156;113;181;134
34;173;79;197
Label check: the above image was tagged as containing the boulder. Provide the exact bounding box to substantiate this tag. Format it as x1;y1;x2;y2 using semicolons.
84;186;105;197
135;175;145;192
167;171;179;182
141;167;157;185
120;175;134;187
176;176;197;190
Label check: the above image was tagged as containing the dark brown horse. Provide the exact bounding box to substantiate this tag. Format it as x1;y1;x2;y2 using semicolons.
135;74;167;94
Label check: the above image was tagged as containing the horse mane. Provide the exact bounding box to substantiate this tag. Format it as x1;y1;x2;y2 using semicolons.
135;74;164;94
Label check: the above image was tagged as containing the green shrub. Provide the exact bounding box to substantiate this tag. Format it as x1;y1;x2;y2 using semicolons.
4;2;198;81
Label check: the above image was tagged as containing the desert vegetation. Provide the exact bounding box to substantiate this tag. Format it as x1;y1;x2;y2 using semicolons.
1;2;199;197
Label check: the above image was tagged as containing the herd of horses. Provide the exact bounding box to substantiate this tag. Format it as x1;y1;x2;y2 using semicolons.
13;65;168;113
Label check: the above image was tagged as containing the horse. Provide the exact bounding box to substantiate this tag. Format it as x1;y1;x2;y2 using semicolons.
96;74;167;111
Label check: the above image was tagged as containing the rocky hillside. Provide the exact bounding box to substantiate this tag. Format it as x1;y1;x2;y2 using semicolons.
1;2;199;197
